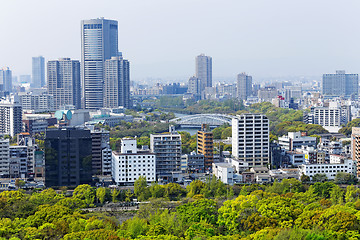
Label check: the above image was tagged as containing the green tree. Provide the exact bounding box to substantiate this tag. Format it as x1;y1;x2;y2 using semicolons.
334;172;358;185
96;187;107;204
311;173;328;182
187;180;206;198
134;176;150;201
73;184;95;206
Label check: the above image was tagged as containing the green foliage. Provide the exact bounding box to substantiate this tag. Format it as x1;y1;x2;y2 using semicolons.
73;184;96;206
134;176;151;201
339;118;360;136
1;179;360;239
334;172;358;185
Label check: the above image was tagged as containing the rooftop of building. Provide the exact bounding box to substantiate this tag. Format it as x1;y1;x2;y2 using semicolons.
113;151;155;156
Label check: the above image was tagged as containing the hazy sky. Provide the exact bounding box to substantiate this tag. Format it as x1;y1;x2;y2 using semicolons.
1;0;360;82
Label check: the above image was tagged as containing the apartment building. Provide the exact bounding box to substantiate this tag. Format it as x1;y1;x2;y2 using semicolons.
150;126;181;181
197;124;213;168
112;138;156;185
232;114;270;167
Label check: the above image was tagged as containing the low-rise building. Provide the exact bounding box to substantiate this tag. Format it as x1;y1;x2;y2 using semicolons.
181;152;204;173
286;151;306;166
279;132;317;151
212;162;234;184
112;138;156;185
298;159;356;180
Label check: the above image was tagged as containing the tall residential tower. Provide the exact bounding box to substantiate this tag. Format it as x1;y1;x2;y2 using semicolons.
32;56;45;88
104;55;130;108
47;58;81;109
195;54;212;94
237;72;252;100
81;18;119;109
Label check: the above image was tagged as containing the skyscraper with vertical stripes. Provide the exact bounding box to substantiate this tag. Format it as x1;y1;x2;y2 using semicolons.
81;18;118;109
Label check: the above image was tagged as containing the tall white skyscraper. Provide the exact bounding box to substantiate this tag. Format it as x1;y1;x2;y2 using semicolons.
47;58;81;109
195;54;212;93
81;18;119;109
0;67;12;93
237;72;252;100
104;55;130;108
32;56;45;88
232;114;269;167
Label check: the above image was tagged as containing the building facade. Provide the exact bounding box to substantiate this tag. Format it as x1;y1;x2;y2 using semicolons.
181;152;204;173
195;54;212;94
299;159;356;180
104;55;130;108
47;58;81;109
112;138;156;185
237;72;252;100
351;127;360;177
19;92;54;112
81;18;118;109
322;70;358;98
0;101;22;137
232;114;270;167
0;137;9;177
197;124;213;168
188;76;201;95
91;129;111;176
45;128;93;187
0;67;12;93
150;126;181;181
32;56;45;88
278;132;317;151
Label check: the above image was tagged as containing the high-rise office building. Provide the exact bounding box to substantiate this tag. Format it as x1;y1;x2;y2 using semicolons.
45;128;93;187
237;72;252;100
32;56;45;88
104;55;130;108
47;58;81;109
197;124;213;169
0;101;22;137
195;54;212;93
0;67;12;93
232;114;270;167
150;126;181;182
81;18;119;109
322;70;358;98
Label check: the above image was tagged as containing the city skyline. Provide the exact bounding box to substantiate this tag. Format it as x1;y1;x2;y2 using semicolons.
1;0;360;81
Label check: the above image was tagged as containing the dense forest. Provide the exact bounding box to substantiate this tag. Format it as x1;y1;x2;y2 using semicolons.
1;177;360;239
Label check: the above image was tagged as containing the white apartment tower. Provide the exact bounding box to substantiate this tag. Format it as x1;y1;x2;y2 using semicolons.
232;114;270;167
0;101;22;137
112;138;156;185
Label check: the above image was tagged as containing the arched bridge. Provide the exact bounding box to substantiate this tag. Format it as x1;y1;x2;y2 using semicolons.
170;114;234;128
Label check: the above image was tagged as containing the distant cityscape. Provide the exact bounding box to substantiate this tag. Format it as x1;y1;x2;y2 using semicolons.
0;17;359;191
